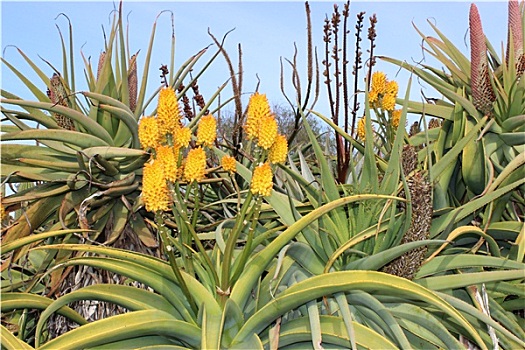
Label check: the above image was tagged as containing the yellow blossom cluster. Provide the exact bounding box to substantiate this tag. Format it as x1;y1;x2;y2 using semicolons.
197;114;217;147
0;202;7;223
357;117;375;142
156;145;179;182
250;162;273;197
184;147;207;183
245;92;271;140
142;159;170;212
138;87;221;212
269;134;288;164
174;127;192;148
244;92;288;164
244;93;287;154
221;155;237;174
138;116;160;149
368;72;398;111
157;87;182;136
390;109;402;130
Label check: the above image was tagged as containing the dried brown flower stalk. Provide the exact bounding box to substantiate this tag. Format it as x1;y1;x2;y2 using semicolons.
178;83;194;121
383;164;432;280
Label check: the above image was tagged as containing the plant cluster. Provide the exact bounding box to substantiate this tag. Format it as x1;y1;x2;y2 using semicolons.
1;1;524;349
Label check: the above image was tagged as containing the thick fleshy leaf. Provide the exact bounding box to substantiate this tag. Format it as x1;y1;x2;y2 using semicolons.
35;284;181;345
1;293;86;326
38;310;201;349
232;271;486;349
0;325;35;350
0;98;114;144
1;129;110;148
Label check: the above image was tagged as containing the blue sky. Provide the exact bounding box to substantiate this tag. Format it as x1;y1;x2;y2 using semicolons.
1;1;509;120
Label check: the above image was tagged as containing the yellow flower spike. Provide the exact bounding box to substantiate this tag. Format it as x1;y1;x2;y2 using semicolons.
138;116;160;150
357;117;367;141
0;203;7;222
221;155;237;174
368;89;379;107
391;109;402;129
197;114;217;147
269;134;288;164
250;162;273;197
142;159;169;212
157;87;181;136
156;145;178;182
184;147;207;182
381;93;397;111
257;114;278;150
174;126;192;148
245;92;271;140
371;71;387;95
386;80;399;96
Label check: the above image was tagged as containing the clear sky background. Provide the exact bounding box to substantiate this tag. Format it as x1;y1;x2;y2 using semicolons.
1;1;509;122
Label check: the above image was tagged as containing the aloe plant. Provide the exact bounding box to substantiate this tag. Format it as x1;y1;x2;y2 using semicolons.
380;1;524;220
2;1;524;349
1;1;227;337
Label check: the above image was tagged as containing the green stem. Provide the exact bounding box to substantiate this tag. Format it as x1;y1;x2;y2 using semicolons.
172;182;195;278
155;212;198;315
230;196;262;284
172;181;219;287
220;190;254;302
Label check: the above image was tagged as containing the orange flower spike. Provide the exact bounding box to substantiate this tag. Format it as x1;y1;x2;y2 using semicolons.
197;114;217;147
142;159;169;212
184;147;207;182
221;155;237;173
157;87;181;136
245;92;271;140
257;114;278;150
250;162;273;197
138;116;160;150
269;134;288;164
